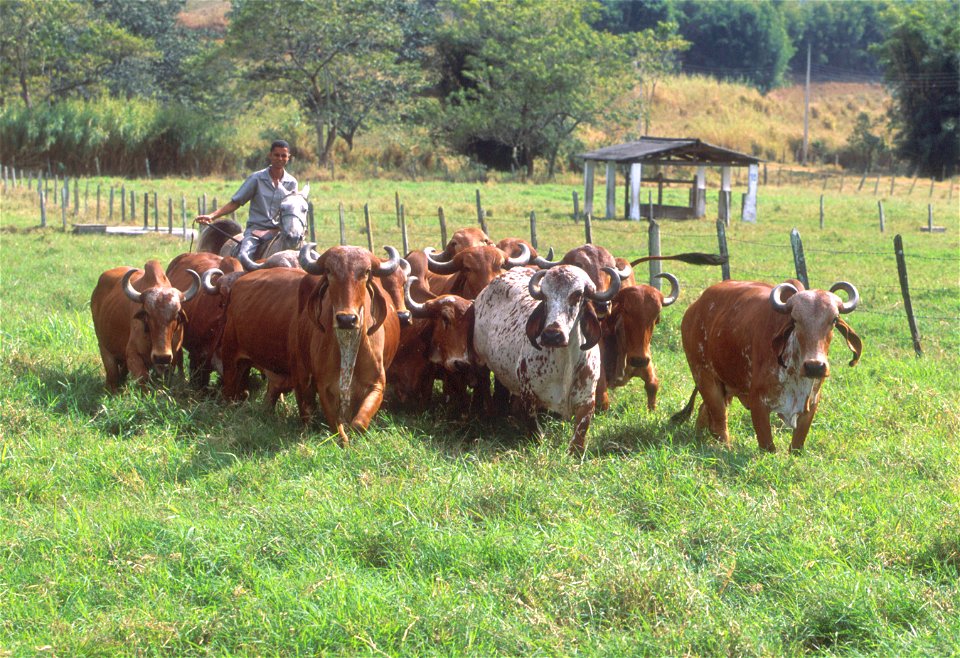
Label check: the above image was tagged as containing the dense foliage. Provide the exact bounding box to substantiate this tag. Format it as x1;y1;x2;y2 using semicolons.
0;0;956;177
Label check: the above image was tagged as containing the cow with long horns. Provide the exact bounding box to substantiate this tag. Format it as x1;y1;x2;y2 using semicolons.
291;244;403;444
91;260;200;393
472;264;620;455
672;279;862;452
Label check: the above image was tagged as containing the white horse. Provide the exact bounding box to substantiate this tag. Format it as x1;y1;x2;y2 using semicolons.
197;185;311;271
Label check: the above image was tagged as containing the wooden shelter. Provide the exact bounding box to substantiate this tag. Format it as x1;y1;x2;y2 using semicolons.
579;137;762;221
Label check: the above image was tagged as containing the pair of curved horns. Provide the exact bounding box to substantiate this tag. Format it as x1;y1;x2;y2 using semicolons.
425;242;531;274
531;250;632;282
299;244;401;277
528;266;621;303
122;268;200;304
770;281;860;314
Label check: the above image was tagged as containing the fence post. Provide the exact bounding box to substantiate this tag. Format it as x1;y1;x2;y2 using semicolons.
61;185;68;230
648;219;661;290
877;200;885;233
873;175;880;195
143;192;149;229
400;204;409;255
338;202;346;246
790;228;809;289
167;197;173;234
819;194;824;229
364;203;374;252
716;219;730;280
39;189;47;227
529;211;538;250
475;189;483;228
308;202;315;244
438;206;448;247
894;234;923;357
857;170;867;191
572;190;580;222
584;213;593;245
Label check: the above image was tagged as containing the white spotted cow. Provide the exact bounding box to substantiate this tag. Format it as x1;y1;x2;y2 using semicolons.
472;265;620;455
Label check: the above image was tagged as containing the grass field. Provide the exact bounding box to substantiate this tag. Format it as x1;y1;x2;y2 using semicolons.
1;173;958;655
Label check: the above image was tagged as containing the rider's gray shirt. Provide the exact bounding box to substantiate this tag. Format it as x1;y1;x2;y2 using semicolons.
231;167;298;231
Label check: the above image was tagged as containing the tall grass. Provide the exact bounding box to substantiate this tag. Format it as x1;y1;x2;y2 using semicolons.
0;178;957;654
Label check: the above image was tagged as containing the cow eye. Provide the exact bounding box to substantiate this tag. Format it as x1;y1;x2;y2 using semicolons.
569;292;582;305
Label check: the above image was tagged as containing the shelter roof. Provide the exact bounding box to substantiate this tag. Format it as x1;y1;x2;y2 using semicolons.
579;137;761;166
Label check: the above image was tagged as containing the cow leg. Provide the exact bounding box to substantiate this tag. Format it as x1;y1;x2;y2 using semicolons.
748;398;776;452
318;387;348;447
292;370;317;425
126;351;151;391
595;366;610;412
568;400;595;456
790;400;819;452
639;363;659;411
491;375;511;416
350;376;387;433
99;348;123;394
696;375;731;446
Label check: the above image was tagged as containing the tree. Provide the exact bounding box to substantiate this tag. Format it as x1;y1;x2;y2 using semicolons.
622;22;689;135
0;0;150;108
676;0;794;93
226;0;427;165
873;1;959;178
434;0;630;176
785;0;886;79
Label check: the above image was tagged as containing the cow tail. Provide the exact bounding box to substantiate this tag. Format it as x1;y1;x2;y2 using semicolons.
669;387;698;425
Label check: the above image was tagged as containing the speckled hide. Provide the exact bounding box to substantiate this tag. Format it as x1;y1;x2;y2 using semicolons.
473;266;602;454
678;279;862;452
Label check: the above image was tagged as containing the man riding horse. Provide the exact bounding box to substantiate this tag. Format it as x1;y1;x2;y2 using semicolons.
196;140;305;267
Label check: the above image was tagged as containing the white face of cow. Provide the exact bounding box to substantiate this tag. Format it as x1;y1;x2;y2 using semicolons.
777;290;843;379
136;288;185;367
535;267;595;348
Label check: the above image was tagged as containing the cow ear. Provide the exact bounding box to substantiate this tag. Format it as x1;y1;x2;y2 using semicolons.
771;320;794;366
306;278;328;331
524;302;546;351
580;302;602;350
367;280;388;336
835;318;863;367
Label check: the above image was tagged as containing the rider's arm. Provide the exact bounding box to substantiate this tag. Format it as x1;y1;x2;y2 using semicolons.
196;200;242;224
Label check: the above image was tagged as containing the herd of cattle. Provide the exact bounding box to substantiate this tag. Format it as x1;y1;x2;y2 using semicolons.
90;226;863;454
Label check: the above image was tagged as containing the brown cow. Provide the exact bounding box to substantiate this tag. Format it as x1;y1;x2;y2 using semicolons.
166;252;243;388
431;226;494;261
423;243;530;299
292;244;403;444
91;260;200;393
597;272;679;411
386;276;476;410
218;267;308;408
672;279;862;452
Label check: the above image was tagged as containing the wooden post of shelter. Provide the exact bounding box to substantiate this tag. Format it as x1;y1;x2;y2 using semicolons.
583;161;595;219
529;211;538;250
143;192;149;229
894;234;923;357
629;163;642;220
605;162;616;219
584;213;593;245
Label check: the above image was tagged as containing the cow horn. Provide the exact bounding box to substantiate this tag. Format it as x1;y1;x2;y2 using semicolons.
829;281;860;314
399;258;411;277
654;271;680;307
504;242;531;269
201;268;223;294
180;269;201;302
404;276;432;319
372;246;400;277
239;250;263;272
770;282;798;314
528;269;548;300
425;247;460;274
121;268;143;304
299;243;324;274
615;261;633;281
587;266;621;303
531;247;560;269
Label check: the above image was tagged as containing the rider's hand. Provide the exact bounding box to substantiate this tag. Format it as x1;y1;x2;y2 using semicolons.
196;215;213;225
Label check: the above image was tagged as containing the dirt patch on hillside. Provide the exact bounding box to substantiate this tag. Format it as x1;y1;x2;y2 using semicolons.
177;0;229;32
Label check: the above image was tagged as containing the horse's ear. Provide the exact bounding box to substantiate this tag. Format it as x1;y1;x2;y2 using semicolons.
299;184;310;199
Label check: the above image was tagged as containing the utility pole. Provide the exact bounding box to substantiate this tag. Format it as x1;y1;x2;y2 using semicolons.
802;41;811;166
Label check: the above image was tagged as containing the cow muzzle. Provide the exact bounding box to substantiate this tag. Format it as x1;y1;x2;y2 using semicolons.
802;359;829;379
152;352;174;367
336;313;359;329
539;325;568;348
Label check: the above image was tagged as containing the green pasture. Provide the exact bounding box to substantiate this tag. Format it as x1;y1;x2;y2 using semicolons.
1;176;958;655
